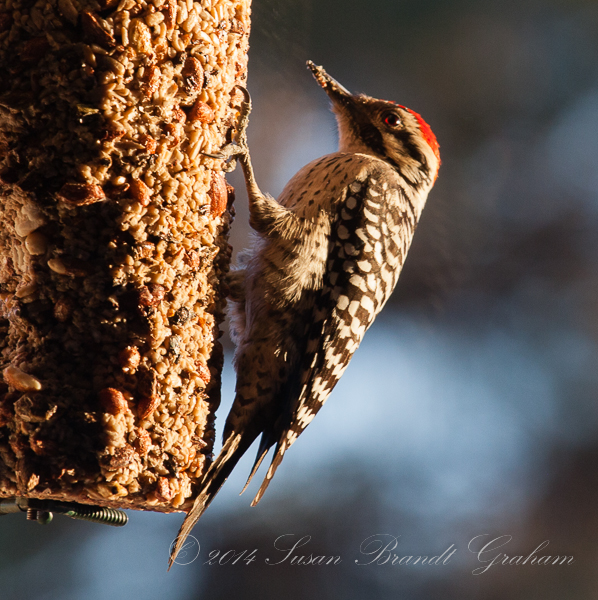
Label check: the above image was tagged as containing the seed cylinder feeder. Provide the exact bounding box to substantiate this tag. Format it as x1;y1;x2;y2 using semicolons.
0;0;250;518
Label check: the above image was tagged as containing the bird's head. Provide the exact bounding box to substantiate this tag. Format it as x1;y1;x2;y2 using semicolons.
307;61;440;188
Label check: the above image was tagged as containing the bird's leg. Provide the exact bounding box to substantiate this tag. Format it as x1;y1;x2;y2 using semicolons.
202;86;252;172
211;87;263;202
205;87;290;235
229;90;263;203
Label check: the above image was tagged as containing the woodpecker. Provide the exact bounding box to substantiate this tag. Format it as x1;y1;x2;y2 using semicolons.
169;61;440;566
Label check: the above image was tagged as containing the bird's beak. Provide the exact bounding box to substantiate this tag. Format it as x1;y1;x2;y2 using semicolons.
307;61;353;105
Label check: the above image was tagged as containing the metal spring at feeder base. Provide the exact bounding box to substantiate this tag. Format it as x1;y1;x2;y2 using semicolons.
0;497;128;527
61;505;128;526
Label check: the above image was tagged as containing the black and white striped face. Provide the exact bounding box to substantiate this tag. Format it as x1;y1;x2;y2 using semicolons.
343;98;440;187
307;61;440;188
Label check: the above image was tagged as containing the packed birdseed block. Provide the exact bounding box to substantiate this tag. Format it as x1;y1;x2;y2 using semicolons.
0;0;250;511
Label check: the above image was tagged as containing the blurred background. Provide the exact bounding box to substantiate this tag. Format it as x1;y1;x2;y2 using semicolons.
3;0;598;597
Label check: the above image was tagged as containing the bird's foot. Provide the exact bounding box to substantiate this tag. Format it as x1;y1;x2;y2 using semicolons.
201;86;251;173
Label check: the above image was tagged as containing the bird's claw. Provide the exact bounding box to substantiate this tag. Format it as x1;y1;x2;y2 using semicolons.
200;141;246;173
201;86;251;173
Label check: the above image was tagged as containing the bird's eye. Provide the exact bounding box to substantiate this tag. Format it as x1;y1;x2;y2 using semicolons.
383;112;401;128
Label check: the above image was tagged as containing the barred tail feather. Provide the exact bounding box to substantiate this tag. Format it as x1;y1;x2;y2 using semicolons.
168;432;255;569
240;432;273;495
250;441;288;507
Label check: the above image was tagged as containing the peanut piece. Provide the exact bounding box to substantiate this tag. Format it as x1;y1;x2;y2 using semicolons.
155;477;173;501
134;428;152;455
118;346;141;372
25;231;48;255
130;178;151;206
209;172;228;217
3;366;42;392
57;182;105;206
99;388;128;415
188;100;214;124
138;395;160;420
182;56;204;92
